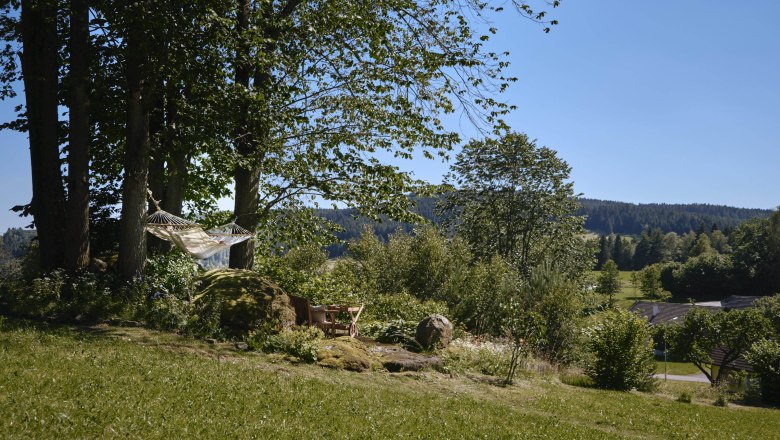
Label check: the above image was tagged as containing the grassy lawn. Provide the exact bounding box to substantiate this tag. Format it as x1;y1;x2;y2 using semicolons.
592;270;643;308
654;357;703;376
1;319;778;439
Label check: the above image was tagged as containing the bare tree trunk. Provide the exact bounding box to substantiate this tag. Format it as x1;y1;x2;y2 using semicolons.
65;0;90;271
146;92;167;255
229;0;258;269
118;14;151;282
162;85;185;216
20;0;66;272
164;149;187;216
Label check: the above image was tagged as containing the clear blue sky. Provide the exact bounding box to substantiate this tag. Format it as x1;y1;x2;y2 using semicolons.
1;1;779;230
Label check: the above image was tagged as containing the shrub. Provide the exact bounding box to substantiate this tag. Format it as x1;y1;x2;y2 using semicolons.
744;339;780;405
250;326;323;363
585;309;656;391
5;270;65;318
677;391;692;403
714;391;729;407
366;292;448;323
442;337;511;377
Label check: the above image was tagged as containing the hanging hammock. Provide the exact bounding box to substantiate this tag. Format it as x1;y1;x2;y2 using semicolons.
144;191;253;260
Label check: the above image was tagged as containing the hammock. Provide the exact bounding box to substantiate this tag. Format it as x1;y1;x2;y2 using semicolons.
145;209;253;260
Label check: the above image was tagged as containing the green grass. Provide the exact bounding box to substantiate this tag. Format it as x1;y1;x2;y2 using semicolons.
654;358;703;376
592;270;643;308
1;319;779;439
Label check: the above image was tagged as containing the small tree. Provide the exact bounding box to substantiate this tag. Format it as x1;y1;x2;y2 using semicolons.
586;309;656;391
667;307;772;385
502;300;545;385
639;265;669;301
745;339;780;405
596;259;620;306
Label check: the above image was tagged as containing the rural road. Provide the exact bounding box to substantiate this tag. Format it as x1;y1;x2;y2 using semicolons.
653;373;710;383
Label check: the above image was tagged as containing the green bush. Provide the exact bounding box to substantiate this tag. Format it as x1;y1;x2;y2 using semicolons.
250;326;323;363
677;391;692;403
442;338;511;377
366;292;448;323
745;339;780;405
714;391;729;407
5;270;65;318
585;309;656;391
130;251;204;333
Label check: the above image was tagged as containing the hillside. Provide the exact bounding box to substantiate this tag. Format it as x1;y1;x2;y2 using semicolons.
2;320;778;439
316;197;772;256
0;228;36;259
578;199;772;235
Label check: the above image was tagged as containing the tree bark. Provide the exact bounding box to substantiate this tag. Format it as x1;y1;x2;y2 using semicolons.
118;13;151;282
162;85;185;216
65;0;90;271
20;0;66;271
229;0;258;269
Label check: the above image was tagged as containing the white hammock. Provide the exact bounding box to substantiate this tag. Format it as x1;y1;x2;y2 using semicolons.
145;210;253;260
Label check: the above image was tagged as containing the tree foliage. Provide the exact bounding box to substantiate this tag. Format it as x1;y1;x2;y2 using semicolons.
585;309;656;391
441;131;590;279
595;259;620;305
666;307;772;385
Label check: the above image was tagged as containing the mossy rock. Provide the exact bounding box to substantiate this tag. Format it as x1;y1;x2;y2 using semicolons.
193;269;295;339
317;337;375;372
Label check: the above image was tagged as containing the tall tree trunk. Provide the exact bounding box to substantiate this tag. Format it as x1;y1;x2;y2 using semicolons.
229;0;258;269
162;85;185;216
146;92;167;254
118;14;151;282
20;0;66;271
164;149;187;217
65;0;90;271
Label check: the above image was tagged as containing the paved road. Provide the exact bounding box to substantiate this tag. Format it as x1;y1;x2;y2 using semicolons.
653;373;710;383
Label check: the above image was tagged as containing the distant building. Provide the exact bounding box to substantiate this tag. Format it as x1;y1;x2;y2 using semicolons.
721;295;760;311
628;301;711;325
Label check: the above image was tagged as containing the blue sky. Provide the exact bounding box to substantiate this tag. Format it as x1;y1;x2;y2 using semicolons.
1;1;779;230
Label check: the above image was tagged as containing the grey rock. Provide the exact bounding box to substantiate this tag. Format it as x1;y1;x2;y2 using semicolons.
415;314;453;350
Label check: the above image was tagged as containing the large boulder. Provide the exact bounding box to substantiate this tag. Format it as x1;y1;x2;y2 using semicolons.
193;269;295;339
317;337;375;372
415;314;453;350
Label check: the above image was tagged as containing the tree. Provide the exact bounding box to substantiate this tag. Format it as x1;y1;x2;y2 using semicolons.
663;253;733;301
65;0;91;271
222;1;554;268
638;265;668;301
18;0;66;271
688;233;713;258
442;131;589;279
667;307;772;385
596;235;612;269
596;259;620;306
585;309;656;391
745;339;780;405
731;210;780;295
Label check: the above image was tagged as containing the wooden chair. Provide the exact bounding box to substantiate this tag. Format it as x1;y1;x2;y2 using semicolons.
287;295;364;338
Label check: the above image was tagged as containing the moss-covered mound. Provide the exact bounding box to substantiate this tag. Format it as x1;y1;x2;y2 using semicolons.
193;269;295;339
317;337;376;372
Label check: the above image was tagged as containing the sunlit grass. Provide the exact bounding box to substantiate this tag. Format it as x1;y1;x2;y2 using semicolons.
1;319;778;439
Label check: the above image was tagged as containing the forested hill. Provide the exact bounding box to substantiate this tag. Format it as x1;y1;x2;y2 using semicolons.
0;228;36;259
316;197;772;256
578;199;772;235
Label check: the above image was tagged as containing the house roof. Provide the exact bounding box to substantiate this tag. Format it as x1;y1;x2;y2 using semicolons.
720;295;760;311
709;347;753;372
629;301;719;325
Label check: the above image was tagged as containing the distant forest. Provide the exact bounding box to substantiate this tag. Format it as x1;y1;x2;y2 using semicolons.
0;228;36;259
1;198;771;261
578;198;771;235
317;197;772;257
